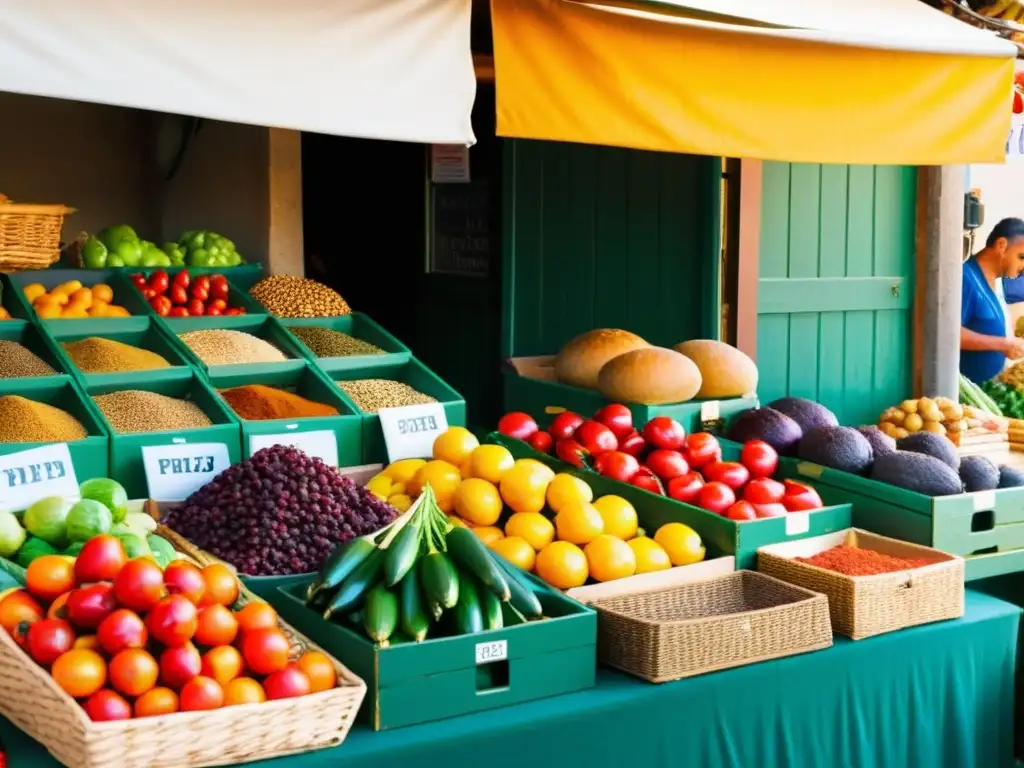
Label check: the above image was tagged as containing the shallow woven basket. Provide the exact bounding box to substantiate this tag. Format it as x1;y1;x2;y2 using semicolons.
590;570;832;683
0;200;75;272
0;546;366;768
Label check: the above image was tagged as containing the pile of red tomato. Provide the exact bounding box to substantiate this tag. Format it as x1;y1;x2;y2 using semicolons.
130;270;246;318
0;536;335;721
497;405;824;522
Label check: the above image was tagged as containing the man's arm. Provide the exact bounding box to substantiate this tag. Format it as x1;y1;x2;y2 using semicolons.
961;327;1009;352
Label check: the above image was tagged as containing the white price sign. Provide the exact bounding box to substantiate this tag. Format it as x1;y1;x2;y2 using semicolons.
249;429;339;467
142;442;231;502
0;444;79;512
378;404;449;462
475;639;507;665
785;511;810;536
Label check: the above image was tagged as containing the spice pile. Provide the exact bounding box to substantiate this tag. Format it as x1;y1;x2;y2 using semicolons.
0;395;88;442
92;390;213;434
177;329;287;366
250;276;351;318
62;337;171;374
0;340;57;378
220;384;339;420
163;445;397;575
288;326;384;358
337;379;437;413
795;545;931;576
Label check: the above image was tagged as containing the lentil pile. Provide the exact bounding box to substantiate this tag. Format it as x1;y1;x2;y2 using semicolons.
250;275;351;318
337;379;437;413
0;341;56;379
796;545;931;576
0;395;87;443
92;390;213;434
221;384;339;421
62;337;171;374
287;326;384;358
178;329;287;366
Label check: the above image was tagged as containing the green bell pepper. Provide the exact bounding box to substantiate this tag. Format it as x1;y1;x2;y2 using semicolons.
116;240;143;267
97;224;139;253
81;236;108;269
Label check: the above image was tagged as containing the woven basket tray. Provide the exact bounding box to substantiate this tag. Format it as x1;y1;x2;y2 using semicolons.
0;547;366;768
590;570;832;683
0;200;75;272
757;528;964;641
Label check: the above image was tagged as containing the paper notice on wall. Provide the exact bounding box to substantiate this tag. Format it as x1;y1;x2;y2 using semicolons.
431;144;470;183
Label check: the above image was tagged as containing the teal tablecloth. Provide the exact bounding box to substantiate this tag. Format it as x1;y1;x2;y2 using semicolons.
2;590;1019;768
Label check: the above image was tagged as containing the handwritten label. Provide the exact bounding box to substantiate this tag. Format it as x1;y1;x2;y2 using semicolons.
0;444;78;512
142;442;230;502
700;401;721;422
972;490;996;512
378;404;449;462
475;639;508;665
785;511;810;536
249;429;339;467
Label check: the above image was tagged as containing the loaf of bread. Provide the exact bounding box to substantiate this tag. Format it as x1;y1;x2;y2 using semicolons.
597;347;703;405
554;329;649;390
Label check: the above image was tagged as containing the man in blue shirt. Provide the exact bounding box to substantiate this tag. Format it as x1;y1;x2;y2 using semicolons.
961;217;1024;383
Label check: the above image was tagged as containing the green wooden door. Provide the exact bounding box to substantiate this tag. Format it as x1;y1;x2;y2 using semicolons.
757;163;916;426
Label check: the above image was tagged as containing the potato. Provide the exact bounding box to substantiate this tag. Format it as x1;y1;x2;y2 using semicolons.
893;427;910;438
946;419;964;433
940;403;964;421
923;420;946;435
878;421;900;437
919;402;943;422
900;399;919;414
935;397;956;408
882;408;906;426
903;413;924;432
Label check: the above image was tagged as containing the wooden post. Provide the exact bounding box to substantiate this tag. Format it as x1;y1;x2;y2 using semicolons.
267;128;304;277
735;159;762;361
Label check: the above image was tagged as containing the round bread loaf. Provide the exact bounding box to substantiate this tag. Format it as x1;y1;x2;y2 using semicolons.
554;329;649;390
673;339;758;398
597;347;702;405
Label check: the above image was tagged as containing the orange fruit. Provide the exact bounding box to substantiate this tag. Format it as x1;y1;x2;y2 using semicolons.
0;589;44;632
109;648;159;697
296;651;337;693
504;512;555;551
52;649;107;698
73;635;102;651
453;478;503;526
546;473;593;513
234;602;277;634
69;288;93;308
105;305;131;317
224;677;266;706
628;537;672;574
92;284;114;304
584;535;637;582
47;591;72;619
36;304;63;319
653;523;706;566
180;676;224;711
57;280;83;294
194;604;238;646
410;460;462;512
535;542;589;589
472;526;505;546
383;459;426;485
200;564;240;607
201;645;245;686
61;306;89;319
26;555;77;603
134;686;179;717
22;283;46;302
499;460;552;515
554;501;604;545
592;495;638;540
432;427;480;467
488;536;536;572
467;445;515;484
87;301;109;317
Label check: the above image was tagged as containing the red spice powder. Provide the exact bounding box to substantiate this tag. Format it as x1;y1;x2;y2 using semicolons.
796;544;931;576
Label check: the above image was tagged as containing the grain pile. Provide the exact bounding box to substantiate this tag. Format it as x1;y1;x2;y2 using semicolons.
177;329;287;366
93;390;213;434
0;395;88;442
0;341;57;379
250;275;351;318
288;326;384;358
337;379;437;413
62;337;171;374
220;384;340;420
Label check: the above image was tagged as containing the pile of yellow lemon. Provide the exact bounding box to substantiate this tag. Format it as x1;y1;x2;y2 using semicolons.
367;427;706;591
23;281;131;319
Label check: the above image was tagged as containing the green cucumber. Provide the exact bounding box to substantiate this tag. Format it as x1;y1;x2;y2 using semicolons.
383;520;421;587
445;526;510;602
399;566;430;641
452;569;484;636
307;536;377;603
493;555;543;619
420;551;459;610
323;547;386;620
479;580;504;630
363;584;399;644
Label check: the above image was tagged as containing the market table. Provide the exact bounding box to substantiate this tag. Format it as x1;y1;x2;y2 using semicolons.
1;590;1018;768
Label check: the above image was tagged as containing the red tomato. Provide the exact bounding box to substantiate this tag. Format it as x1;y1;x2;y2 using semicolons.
208;298;228;312
180;676;224;711
630;471;665;495
192;276;211;298
205;307;223;316
619;430;646;457
549;412;584;441
574;420;618;455
148;270;170;295
593;451;640;483
754;503;788;519
169;307;189;317
743;478;786;505
725;501;758;521
642;417;686;451
84;690;132;722
263;667;312;701
225;307;244;316
593;404;634;439
211;281;230;301
497;412;538;441
740;440;779;479
555;439;588;468
142;287;156;300
27;618;75;665
114;559;167;612
684;433;722;469
187;299;206;316
644;449;689;481
782;480;823;511
526;431;553;454
164;562;207;605
66;584;117;629
146;595;198;648
74;535;128;584
173;270;190;289
97;609;148;655
702;461;750;491
209;274;228;288
697;482;736;514
149;295;172;317
241;628;290;675
130;274;147;289
169;284;188;306
667;472;704;504
160;643;202;690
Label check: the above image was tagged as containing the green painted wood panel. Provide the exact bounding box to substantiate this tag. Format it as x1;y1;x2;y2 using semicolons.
502;140;721;357
757;163;916;426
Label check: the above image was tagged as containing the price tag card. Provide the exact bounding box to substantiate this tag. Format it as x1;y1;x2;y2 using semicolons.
142;442;231;502
249;429;339;467
0;444;78;512
378;404;449;462
475;639;508;665
785;511;811;536
972;490;996;512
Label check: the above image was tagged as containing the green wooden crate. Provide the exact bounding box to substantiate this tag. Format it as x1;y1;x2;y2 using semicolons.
118;268;267;316
4;269;150;333
330;359;466;464
282;313;411;373
0;377;110;482
0;276;33;328
206;364;363;467
84;374;242;499
272;576;596;730
160;314;307;379
240;573;313;601
489;433;852;570
0;322;73;383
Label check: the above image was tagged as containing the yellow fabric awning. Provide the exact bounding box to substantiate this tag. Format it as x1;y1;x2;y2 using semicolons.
491;0;1018;164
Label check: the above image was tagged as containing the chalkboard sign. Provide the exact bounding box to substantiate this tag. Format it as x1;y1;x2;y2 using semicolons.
429;181;491;277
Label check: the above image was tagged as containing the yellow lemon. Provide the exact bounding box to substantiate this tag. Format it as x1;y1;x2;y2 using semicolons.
91;283;114;304
366;474;393;499
87;301;109;317
554;501;604;545
592;495;638;540
390;482;406;496
58;280;83;294
61;307;89;319
628;537;672;574
69;287;93;308
546;473;593;514
384;459;427;485
468;445;515;484
585;535;637;582
489;536;536;572
654;523;706;566
410;460;462;512
459;457;473;478
473;526;505;546
104;305;131;317
432;427;480;466
36;305;63;319
453;478;503;526
516;458;555;483
535;541;588;589
23;283;46;302
388;494;413;513
448;515;471;528
499;460;551;515
504;512;555;551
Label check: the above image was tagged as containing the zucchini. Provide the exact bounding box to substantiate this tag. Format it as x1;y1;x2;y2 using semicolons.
323;547;386;620
420;551;459;610
452;569;485;636
493;555;543;619
306;536;376;603
445;526;510;602
399;566;430;641
479;580;504;630
0;556;27;586
363;584;399;644
383;519;421;587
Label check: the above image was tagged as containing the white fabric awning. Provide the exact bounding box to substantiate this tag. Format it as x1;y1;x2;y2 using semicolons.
0;0;477;145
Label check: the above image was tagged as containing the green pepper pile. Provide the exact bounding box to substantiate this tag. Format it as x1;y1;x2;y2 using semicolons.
980;379;1024;418
80;226;244;269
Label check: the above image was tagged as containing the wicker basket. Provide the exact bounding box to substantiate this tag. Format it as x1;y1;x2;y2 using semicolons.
0;198;75;272
0;551;366;768
590;570;832;683
757;528;965;640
